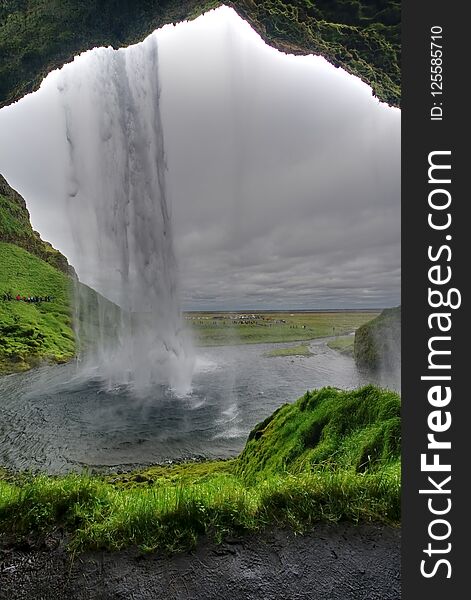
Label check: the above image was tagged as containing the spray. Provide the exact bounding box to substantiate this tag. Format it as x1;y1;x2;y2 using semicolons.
58;34;194;397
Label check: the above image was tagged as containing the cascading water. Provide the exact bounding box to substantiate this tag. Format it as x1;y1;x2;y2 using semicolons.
57;34;194;396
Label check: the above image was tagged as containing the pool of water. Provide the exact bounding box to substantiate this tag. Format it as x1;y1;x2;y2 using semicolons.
0;338;397;473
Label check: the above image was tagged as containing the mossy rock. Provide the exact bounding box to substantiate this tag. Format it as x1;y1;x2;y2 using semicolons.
354;306;400;372
0;1;400;109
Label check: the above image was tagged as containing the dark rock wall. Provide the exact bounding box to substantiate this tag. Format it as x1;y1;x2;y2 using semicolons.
0;1;400;109
354;306;401;373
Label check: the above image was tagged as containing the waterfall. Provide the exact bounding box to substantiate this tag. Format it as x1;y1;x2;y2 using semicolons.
57;34;194;396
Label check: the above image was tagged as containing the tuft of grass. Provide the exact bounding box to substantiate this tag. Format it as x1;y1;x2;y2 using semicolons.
0;466;399;553
0;386;401;554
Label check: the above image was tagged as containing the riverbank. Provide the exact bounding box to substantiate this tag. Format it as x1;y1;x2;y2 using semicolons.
0;523;400;600
188;311;379;347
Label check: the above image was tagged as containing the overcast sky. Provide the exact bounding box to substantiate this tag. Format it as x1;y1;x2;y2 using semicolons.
0;6;400;310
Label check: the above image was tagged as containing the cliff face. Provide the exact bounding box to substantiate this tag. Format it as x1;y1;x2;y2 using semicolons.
0;1;400;109
354;306;401;373
0;174;72;275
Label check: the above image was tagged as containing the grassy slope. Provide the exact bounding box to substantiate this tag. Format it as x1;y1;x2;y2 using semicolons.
0;385;400;553
0;1;400;108
236;385;400;481
0;174;76;372
354;306;400;371
0;243;75;372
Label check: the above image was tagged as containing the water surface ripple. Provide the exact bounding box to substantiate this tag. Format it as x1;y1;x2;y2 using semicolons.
0;339;395;473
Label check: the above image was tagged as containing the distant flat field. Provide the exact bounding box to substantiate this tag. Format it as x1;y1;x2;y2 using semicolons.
185;311;379;346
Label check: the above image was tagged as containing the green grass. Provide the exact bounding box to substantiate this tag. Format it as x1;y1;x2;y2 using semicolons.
327;335;354;355
265;343;312;357
236;385;400;482
0;242;75;372
0;467;399;553
0;386;401;553
189;311;379;346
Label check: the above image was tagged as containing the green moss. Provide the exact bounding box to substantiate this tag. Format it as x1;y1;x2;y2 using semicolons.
0;1;400;109
354;306;401;371
108;459;237;489
228;1;400;105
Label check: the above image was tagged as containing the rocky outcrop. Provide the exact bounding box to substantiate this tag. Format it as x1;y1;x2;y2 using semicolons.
0;1;400;109
354;306;401;373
